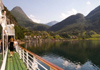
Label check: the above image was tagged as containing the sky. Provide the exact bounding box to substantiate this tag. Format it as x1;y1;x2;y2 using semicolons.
3;0;100;24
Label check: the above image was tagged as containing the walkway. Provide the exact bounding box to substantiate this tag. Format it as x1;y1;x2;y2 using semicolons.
6;51;27;70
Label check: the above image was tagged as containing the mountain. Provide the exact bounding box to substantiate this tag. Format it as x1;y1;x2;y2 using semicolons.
48;5;100;34
48;13;86;32
11;6;49;31
86;5;100;20
85;5;100;32
46;21;58;26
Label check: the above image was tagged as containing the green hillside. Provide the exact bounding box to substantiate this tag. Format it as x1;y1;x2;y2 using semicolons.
48;5;100;35
11;6;50;31
85;5;100;32
48;13;86;32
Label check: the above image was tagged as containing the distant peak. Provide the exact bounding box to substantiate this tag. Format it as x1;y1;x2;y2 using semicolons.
76;13;84;17
12;6;22;11
14;6;21;9
14;6;21;8
46;21;58;26
76;13;84;16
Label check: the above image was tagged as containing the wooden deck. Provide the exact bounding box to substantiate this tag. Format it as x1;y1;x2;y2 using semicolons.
6;51;27;70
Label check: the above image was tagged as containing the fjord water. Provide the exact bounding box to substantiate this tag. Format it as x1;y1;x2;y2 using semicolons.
23;40;100;70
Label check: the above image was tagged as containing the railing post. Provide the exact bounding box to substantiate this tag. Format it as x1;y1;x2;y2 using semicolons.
17;45;19;53
23;50;24;62
16;45;18;52
19;48;21;59
26;52;29;69
18;46;20;55
50;67;54;70
32;57;38;70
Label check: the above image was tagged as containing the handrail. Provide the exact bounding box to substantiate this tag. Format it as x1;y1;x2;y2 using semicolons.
0;48;8;70
19;46;64;70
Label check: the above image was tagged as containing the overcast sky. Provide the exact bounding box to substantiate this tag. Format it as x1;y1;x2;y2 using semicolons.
3;0;100;23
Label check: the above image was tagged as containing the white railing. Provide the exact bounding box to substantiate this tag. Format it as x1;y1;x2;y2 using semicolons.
0;48;8;70
0;34;8;70
17;45;64;70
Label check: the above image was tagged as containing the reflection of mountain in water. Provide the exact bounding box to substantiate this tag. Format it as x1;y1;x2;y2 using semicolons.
22;40;100;70
43;54;100;70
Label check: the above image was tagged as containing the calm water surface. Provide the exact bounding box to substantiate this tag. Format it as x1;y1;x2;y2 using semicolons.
22;40;100;70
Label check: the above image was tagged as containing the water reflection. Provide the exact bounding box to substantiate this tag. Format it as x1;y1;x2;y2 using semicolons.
21;40;100;70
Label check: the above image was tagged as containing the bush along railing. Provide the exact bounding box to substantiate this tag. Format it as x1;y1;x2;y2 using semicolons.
17;45;64;70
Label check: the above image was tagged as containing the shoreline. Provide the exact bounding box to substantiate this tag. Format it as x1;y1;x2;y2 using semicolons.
18;38;100;45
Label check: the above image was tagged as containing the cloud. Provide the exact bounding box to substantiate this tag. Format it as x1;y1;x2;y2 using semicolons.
87;1;91;5
61;9;77;19
63;60;81;69
28;15;40;23
30;15;35;18
99;0;100;3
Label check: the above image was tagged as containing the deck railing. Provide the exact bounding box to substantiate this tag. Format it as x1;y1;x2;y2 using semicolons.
17;45;64;70
0;47;8;70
